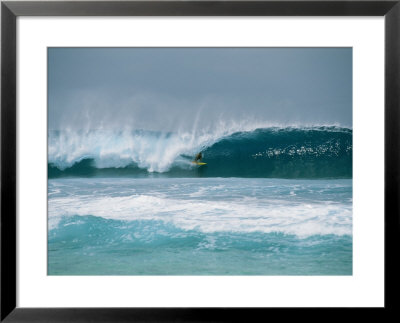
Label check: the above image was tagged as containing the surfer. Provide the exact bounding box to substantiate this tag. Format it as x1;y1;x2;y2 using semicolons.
194;152;202;162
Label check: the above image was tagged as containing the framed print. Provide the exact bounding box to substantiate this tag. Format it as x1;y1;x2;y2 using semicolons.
47;46;354;277
1;0;399;321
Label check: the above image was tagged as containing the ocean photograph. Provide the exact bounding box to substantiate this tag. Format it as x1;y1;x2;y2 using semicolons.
48;48;352;275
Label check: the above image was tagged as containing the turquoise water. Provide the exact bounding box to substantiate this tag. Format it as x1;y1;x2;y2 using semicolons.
48;177;352;275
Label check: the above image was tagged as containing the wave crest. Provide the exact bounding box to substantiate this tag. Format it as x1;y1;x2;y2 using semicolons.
48;126;352;178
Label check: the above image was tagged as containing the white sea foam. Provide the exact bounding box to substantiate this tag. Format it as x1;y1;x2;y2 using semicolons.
48;188;352;238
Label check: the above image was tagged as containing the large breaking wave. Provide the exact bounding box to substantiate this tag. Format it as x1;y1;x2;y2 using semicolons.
48;126;352;179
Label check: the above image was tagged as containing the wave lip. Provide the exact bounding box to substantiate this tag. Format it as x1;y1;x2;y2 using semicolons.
48;126;352;179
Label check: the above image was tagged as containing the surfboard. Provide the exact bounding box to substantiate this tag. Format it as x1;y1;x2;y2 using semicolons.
192;161;207;165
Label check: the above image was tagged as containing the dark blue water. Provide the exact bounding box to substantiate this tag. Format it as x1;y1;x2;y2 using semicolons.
48;127;352;179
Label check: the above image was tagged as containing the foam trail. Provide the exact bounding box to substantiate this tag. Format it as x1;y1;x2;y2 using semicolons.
48;178;352;238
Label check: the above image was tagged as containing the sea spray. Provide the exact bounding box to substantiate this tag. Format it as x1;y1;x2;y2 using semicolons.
49;126;352;178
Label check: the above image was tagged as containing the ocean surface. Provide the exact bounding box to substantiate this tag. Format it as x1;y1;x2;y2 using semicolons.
48;127;352;275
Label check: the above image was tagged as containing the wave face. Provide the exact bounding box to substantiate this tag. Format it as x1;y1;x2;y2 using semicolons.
48;126;352;179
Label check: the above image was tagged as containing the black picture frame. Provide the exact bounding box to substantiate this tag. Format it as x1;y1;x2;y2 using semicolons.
1;0;399;321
